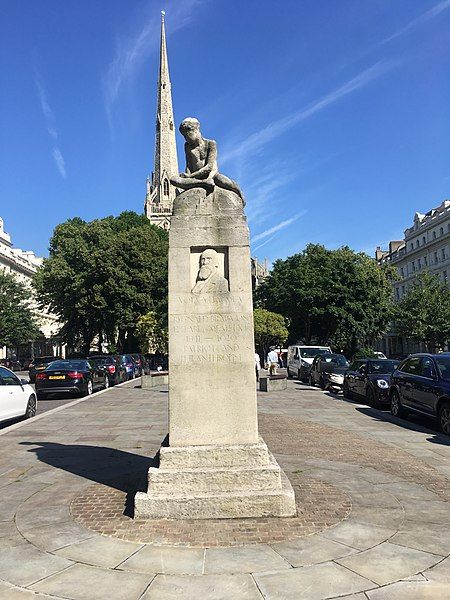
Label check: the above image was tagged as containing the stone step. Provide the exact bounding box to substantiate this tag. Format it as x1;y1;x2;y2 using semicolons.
147;463;282;494
159;440;270;469
135;471;296;520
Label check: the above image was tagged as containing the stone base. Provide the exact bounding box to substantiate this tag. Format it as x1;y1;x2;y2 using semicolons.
134;439;296;520
259;376;287;392
141;373;169;388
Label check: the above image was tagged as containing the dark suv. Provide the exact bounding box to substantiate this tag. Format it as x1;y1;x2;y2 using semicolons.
389;353;450;435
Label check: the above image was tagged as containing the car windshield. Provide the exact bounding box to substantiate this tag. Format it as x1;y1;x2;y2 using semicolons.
300;348;329;359
368;360;398;374
323;355;348;367
436;356;450;381
90;357;113;365
46;360;87;371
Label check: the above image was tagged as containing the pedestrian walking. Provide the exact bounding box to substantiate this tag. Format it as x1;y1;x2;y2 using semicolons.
255;352;261;382
267;346;279;376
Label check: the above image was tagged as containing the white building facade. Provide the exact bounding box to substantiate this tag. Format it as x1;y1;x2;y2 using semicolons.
375;199;450;356
0;217;63;361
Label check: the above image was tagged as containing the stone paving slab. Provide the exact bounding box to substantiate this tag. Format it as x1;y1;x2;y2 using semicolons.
0;380;449;599
336;541;442;586
29;563;153;600
254;561;375;599
142;573;263;599
117;545;205;575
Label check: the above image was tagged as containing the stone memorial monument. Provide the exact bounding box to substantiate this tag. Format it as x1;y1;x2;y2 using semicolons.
135;118;296;519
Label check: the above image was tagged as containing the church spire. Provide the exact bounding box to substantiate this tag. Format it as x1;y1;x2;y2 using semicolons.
144;11;179;229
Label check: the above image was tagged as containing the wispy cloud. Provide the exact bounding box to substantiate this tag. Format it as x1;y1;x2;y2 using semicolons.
221;60;395;165
380;0;450;45
35;73;67;179
251;212;307;246
103;1;204;133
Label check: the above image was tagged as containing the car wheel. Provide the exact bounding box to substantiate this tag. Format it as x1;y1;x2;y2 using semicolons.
308;374;314;387
343;382;352;399
104;376;109;390
287;368;292;379
86;380;93;396
438;402;450;436
25;395;37;418
390;389;407;418
319;376;325;390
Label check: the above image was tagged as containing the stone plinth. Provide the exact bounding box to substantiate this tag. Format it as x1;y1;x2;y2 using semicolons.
135;187;296;519
141;373;169;388
260;375;288;392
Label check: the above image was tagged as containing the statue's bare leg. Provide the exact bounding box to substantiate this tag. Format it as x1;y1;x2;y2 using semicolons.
214;173;245;204
170;176;215;194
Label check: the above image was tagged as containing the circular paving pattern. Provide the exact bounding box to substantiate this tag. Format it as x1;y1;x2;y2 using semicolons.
71;473;351;547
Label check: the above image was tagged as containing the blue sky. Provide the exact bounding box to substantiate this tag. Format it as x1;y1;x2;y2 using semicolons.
1;0;449;262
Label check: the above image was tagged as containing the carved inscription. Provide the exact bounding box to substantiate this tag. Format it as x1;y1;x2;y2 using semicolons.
171;313;251;365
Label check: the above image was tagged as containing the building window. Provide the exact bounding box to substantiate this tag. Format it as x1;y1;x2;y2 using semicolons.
442;248;446;260
440;227;444;236
434;251;438;263
424;256;428;266
412;261;415;272
444;270;448;282
433;231;436;239
396;288;400;300
401;285;405;295
163;180;169;196
400;267;404;277
416;239;419;248
418;258;421;269
422;236;426;245
410;243;414;250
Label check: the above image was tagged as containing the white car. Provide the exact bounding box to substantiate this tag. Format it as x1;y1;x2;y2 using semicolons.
0;366;37;425
374;352;387;359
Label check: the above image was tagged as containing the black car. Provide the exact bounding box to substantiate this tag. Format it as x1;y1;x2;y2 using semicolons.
309;353;349;390
344;359;400;406
88;355;127;386
35;359;108;400
389;353;450;435
28;356;61;383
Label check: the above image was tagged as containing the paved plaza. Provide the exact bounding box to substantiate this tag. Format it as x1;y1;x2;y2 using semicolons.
0;379;449;599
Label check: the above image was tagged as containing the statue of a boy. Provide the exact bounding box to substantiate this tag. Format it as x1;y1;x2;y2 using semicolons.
170;118;244;202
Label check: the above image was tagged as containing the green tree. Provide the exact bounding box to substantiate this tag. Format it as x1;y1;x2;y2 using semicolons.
34;212;168;354
256;244;395;356
0;271;39;349
395;272;450;351
253;308;288;360
136;311;168;354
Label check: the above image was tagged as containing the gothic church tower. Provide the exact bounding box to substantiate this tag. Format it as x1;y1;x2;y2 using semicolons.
144;12;179;229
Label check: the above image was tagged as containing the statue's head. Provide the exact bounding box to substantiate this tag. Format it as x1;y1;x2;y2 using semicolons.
179;117;201;144
198;248;219;280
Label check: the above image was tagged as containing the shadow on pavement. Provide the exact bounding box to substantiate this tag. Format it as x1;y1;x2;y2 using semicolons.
20;440;165;493
355;406;450;446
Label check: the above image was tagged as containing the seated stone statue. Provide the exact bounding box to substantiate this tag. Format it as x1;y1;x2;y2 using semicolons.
170;117;244;203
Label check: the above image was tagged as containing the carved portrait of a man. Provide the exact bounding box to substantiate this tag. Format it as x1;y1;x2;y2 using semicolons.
192;249;229;294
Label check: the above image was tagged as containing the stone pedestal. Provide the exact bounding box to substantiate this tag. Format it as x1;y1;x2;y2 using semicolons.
135;187;296;519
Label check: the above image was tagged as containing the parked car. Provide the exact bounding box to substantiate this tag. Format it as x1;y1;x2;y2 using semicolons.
389;353;450;435
344;359;400;406
309;353;349;391
287;345;331;381
88;355;127;386
21;358;33;370
35;359;108;400
0;366;37;424
130;353;144;376
29;356;61;383
119;354;137;380
0;358;22;371
374;352;387;359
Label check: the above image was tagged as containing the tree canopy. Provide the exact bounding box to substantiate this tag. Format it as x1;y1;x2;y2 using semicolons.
395;272;450;352
253;308;288;359
0;271;40;349
135;310;168;355
34;211;168;354
255;244;395;355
